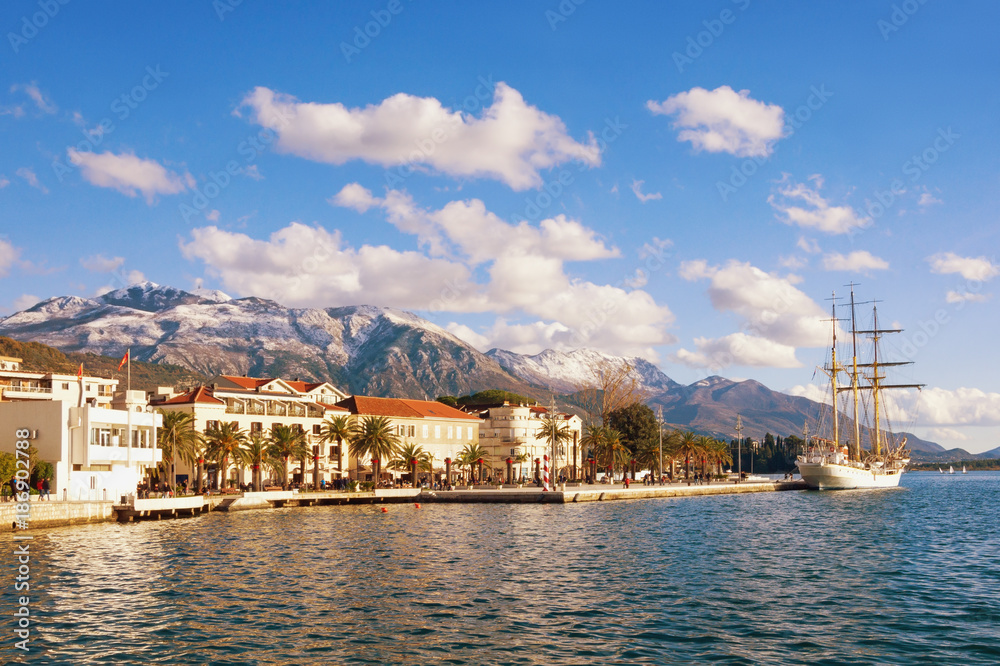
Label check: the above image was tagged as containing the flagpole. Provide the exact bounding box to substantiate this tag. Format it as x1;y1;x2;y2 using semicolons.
125;348;132;482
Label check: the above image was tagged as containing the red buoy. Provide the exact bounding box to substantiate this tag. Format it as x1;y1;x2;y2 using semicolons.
414;503;421;508
380;507;388;513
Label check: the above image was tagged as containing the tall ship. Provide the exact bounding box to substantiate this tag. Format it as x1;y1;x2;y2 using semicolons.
796;286;923;490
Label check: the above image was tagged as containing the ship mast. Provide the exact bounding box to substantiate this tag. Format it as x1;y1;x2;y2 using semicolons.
871;305;883;457
828;292;839;449
849;285;861;461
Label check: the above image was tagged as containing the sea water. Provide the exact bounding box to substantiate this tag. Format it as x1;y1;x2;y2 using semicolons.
4;472;999;664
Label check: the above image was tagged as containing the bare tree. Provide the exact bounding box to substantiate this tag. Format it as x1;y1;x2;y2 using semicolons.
577;358;649;426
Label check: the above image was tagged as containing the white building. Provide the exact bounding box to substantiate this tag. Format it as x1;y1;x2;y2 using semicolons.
0;357;162;501
150;376;350;488
474;402;583;482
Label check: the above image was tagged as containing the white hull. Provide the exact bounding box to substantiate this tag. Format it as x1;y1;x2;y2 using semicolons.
796;461;904;490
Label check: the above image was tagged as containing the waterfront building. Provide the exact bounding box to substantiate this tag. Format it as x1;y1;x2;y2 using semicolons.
473;402;583;482
0;357;162;500
150;376;350;488
334;395;482;483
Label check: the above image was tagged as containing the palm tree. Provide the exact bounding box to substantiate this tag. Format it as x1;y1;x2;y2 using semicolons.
267;424;310;490
675;431;703;481
157;410;202;493
318;415;355;481
349;415;401;483
245;433;271;492
634;438;663;478
456;442;491;483
697;435;716;480
539;413;572;480
205;422;249;491
388;442;433;484
710;437;734;478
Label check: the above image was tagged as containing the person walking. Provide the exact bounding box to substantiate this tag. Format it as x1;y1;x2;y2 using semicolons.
42;478;50;500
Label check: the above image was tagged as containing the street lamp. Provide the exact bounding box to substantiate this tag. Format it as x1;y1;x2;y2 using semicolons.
735;414;744;483
657;405;663;485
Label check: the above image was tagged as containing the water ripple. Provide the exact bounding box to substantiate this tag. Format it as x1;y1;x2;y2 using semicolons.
3;473;999;664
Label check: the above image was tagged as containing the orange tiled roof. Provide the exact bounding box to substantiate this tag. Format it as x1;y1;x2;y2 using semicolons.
315;401;350;413
336;395;480;420
219;375;271;390
399;399;481;420
159;386;225;405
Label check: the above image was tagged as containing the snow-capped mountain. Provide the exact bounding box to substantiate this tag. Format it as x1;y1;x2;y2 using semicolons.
0;283;527;399
0;282;948;457
486;347;679;395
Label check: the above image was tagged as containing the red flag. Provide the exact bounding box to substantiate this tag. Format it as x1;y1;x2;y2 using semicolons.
117;350;129;371
77;363;83;378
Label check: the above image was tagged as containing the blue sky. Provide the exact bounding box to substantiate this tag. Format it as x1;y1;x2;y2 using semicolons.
1;1;998;451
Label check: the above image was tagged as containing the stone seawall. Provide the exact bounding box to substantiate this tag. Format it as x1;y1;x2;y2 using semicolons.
0;500;114;532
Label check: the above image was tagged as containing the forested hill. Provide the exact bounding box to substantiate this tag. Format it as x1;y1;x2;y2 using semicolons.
0;336;209;393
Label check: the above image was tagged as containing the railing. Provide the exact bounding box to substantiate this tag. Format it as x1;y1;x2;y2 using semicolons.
3;385;52;394
225;403;246;414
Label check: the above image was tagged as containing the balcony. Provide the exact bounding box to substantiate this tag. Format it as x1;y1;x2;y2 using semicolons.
1;384;52;397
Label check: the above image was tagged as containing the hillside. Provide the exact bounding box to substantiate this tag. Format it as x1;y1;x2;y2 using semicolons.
0;336;209;392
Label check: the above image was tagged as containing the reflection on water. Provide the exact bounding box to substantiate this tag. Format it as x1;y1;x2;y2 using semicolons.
5;473;1000;664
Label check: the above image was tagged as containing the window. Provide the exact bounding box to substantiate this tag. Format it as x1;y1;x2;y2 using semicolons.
398;424;406;436
447;426;453;440
468;426;473;440
206;420;220;432
250;422;263;434
409;425;415;437
434;425;441;439
61;382;69;390
312;424;321;435
423;425;429;438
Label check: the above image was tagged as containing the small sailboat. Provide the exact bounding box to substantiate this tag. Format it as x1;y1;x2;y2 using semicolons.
962;465;967;474
939;467;944;473
948;466;955;474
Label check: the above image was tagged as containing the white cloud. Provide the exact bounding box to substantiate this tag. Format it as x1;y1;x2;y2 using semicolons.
16;167;48;194
925;427;969;442
779;255;807;269
797;236;820;254
188;189;674;358
0;176;9;189
80;254;125;273
672;333;801;369
67;149;194;203
647;85;784;158
181;222;475;310
238;82;601;190
928;252;999;281
769;175;869;235
205;209;221;222
10;83;56;114
445;323;491;350
243;164;264;181
918;187;943;207
912;387;1000;427
0;240;21;277
13;294;39;311
785;383;832;406
631;179;662;203
945;290;991;304
675;259;835;369
330;183;378;212
822;250;889;272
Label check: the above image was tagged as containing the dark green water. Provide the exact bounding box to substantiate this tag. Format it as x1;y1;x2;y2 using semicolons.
4;473;999;664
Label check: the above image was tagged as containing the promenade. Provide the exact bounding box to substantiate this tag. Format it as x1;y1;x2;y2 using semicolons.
0;480;806;531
